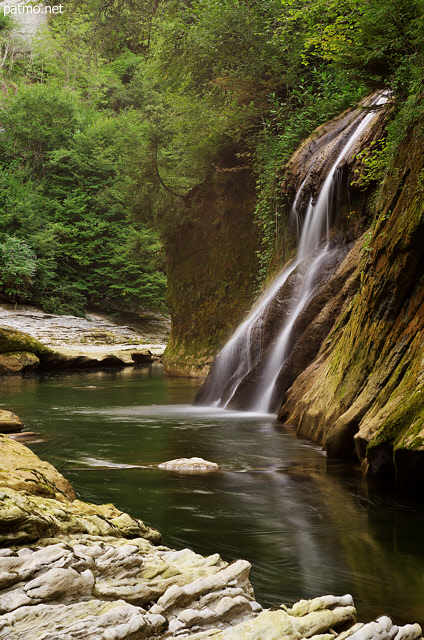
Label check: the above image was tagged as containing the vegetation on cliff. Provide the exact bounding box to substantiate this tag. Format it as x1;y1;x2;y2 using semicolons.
0;0;423;377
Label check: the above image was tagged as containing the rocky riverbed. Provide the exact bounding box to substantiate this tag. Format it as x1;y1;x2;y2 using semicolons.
0;433;422;640
0;305;170;374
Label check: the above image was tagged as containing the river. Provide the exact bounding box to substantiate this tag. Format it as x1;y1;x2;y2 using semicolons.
2;365;424;626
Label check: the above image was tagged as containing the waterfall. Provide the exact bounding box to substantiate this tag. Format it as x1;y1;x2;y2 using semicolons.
196;94;387;413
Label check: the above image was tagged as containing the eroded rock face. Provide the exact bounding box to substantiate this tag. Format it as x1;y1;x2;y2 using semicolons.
278;115;424;488
0;488;160;546
0;434;75;501
162;164;262;379
0;543;420;640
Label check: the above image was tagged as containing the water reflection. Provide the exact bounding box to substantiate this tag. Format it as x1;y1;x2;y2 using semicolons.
1;366;424;626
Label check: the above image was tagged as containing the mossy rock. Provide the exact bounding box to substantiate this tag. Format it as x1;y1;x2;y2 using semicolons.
0;326;52;356
0;351;40;374
0;433;75;501
277;111;424;489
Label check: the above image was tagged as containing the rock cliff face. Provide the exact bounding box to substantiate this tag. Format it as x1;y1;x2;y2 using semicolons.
194;97;389;411
278;118;424;489
192;97;424;489
162;165;261;378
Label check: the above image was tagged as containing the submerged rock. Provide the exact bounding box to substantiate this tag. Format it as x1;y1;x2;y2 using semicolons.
158;458;219;472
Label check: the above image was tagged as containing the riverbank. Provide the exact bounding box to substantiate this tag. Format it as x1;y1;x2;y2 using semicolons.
0;432;422;639
0;304;170;375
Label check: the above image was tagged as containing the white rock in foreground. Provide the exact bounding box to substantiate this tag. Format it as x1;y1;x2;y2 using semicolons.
158;457;219;472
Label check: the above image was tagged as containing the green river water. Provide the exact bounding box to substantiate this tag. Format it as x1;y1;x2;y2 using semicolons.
2;365;424;626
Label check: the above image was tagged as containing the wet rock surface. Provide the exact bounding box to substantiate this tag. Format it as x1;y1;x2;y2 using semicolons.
0;433;75;501
0;437;421;639
0;306;170;372
278;112;424;485
158;458;219;472
0;410;24;434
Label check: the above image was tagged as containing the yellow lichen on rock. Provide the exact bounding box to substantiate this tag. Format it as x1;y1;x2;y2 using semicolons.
0;434;75;501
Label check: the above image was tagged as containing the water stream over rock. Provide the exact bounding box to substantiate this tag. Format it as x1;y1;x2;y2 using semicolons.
196;94;387;414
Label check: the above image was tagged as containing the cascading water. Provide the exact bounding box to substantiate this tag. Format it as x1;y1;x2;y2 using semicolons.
196;94;387;413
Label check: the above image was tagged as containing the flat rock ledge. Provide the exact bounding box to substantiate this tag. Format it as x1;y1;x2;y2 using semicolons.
0;325;164;376
0;437;422;639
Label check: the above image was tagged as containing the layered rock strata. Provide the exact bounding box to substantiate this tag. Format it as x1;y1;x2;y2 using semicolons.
0;435;422;639
278;116;424;489
0;324;161;375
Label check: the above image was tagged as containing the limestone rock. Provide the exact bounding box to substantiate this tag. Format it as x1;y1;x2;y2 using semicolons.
0;434;75;501
276;117;424;488
162;166;261;379
286;594;355;617
0;599;167;639
0;538;262;638
0;410;24;434
158;458;219;472
337;616;422;640
0;351;40;374
0;326;51;357
0;536;421;640
0;489;160;546
39;351;128;371
131;350;156;364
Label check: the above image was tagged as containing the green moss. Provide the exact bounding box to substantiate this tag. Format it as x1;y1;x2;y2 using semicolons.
367;387;424;453
0;327;51;356
16;467;68;499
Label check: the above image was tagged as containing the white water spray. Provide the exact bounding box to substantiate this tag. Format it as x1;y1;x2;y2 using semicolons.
198;94;387;413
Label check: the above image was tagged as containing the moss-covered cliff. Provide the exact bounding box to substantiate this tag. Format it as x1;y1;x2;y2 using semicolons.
279;117;424;490
162;166;261;378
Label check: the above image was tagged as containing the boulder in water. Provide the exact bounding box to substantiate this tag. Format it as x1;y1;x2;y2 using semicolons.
0;410;24;433
0;433;76;502
158;457;219;472
0;351;40;374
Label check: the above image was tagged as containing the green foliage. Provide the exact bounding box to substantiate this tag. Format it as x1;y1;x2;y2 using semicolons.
0;84;167;314
351;138;390;189
0;235;37;302
0;0;423;315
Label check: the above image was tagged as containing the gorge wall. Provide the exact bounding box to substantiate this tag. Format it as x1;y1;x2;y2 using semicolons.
194;97;388;410
162;164;262;378
278;114;424;490
192;97;424;489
